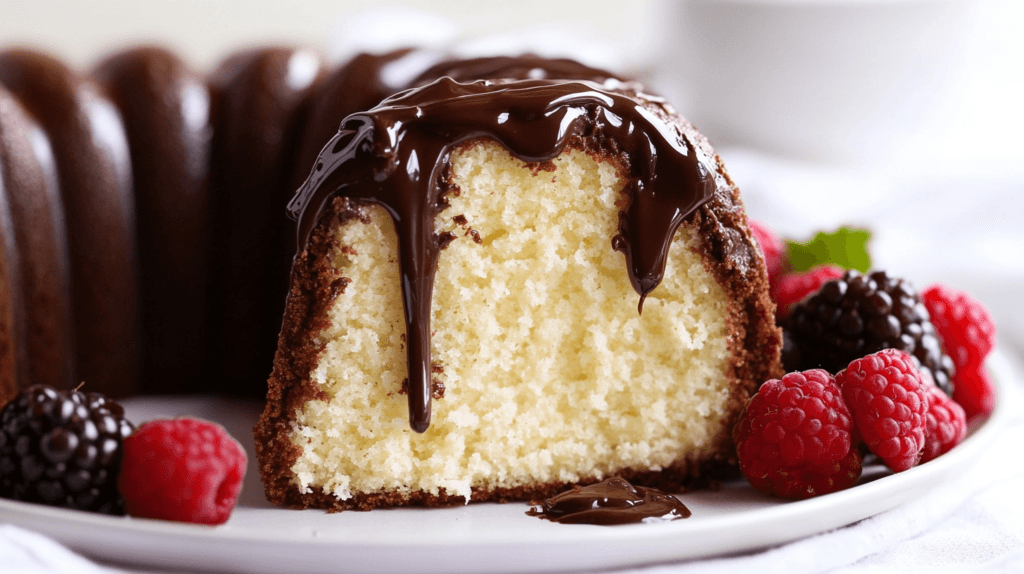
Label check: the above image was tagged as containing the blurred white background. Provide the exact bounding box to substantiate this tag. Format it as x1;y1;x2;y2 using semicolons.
2;0;1022;341
0;0;655;68
2;2;1024;573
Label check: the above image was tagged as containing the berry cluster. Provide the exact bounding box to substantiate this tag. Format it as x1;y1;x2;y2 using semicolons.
0;386;246;525
748;219;995;426
735;349;967;499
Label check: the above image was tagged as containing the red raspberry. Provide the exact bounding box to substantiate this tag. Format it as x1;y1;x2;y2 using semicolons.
951;367;997;421
771;264;845;318
921;284;996;371
836;349;929;472
921;284;997;418
921;384;967;463
734;369;860;499
748;218;787;288
118;418;246;525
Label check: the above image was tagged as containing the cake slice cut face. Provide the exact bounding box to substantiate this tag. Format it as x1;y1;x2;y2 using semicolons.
257;76;781;510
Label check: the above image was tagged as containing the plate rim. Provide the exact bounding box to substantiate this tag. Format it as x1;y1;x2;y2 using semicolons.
0;350;1014;573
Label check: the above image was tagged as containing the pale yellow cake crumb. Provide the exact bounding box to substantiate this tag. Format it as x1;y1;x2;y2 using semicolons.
289;141;733;502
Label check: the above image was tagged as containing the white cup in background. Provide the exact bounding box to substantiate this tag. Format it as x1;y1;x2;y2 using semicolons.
651;0;973;166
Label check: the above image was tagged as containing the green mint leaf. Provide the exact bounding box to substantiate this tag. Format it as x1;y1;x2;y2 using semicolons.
787;227;871;273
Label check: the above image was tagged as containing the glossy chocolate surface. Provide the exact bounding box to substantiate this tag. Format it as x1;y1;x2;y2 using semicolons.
289;76;720;432
208;47;325;396
290;49;421;195
527;477;691;525
0;49;139;398
0;85;74;395
92;47;213;394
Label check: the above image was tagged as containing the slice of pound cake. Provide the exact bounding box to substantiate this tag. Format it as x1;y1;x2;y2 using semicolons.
256;71;782;510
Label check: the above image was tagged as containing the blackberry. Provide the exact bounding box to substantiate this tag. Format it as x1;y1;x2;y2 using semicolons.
786;270;956;396
0;385;134;514
780;329;802;373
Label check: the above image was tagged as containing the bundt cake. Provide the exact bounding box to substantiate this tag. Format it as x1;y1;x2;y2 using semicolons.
0;45;781;512
254;71;781;510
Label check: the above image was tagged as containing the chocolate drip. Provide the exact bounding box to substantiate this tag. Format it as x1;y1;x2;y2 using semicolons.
527;477;691;525
290;49;427;196
289;77;718;432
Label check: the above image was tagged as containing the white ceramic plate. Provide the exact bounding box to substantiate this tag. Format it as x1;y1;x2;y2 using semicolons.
0;352;1014;574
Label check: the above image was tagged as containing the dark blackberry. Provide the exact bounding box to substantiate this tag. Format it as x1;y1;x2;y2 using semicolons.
780;329;802;373
0;385;134;514
787;270;956;396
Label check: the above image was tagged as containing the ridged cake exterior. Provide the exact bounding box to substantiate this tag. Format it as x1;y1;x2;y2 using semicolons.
0;46;337;400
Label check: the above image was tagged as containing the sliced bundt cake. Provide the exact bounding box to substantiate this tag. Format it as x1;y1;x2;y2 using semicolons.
256;72;782;510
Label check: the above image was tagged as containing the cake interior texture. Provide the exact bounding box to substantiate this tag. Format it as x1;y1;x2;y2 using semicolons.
283;140;740;505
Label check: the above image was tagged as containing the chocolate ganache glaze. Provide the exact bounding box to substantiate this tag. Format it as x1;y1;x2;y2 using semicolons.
527;477;691;525
288;76;721;433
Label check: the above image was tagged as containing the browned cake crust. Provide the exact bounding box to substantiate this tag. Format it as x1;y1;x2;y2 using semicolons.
255;123;782;510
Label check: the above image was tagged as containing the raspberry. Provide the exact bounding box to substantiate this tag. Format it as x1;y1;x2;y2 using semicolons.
772;265;845;319
921;284;997;417
119;418;246;525
787;269;956;396
950;367;997;421
0;385;134;514
921;383;967;463
748;218;787;288
836;350;929;472
734;369;860;499
921;284;996;370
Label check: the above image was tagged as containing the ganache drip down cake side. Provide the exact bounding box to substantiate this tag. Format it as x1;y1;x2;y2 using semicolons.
255;64;782;510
